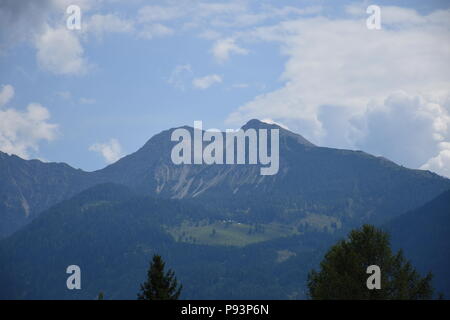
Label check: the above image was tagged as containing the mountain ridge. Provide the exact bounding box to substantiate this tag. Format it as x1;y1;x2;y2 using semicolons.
0;119;449;237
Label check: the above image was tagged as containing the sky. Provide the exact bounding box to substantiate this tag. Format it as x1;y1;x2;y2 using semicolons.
0;0;450;178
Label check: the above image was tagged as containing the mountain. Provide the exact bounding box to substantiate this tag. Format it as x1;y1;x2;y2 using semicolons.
0;183;335;299
0;152;99;237
1;119;449;238
2;183;448;299
385;189;450;297
87;119;450;229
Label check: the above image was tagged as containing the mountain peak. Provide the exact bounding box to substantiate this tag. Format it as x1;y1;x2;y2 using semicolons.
241;119;315;147
241;119;278;130
140;119;315;149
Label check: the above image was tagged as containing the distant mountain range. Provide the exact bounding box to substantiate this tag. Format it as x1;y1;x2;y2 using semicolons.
0;119;449;299
1;119;449;237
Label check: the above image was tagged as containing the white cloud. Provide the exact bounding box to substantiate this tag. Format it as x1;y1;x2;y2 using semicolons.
35;25;88;75
421;142;450;178
0;1;135;76
89;138;123;164
139;23;174;39
138;2;246;25
350;91;450;169
193;74;222;89
50;0;100;12
167;64;193;90
138;5;184;23
135;2;321;38
136;5;180;40
209;4;322;28
196;2;246;17
211;38;248;62
0;0;322;74
345;4;435;26
0;1;94;75
85;13;134;38
226;8;450;176
0;103;58;158
0;84;15;107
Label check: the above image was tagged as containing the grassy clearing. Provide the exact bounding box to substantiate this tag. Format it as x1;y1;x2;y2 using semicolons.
167;220;297;247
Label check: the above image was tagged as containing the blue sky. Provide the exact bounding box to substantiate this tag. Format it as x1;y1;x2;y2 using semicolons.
1;0;450;177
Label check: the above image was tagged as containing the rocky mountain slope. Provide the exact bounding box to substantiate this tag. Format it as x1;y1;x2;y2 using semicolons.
1;119;449;237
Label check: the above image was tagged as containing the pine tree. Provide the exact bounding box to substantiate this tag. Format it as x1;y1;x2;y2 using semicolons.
138;254;182;300
308;224;434;300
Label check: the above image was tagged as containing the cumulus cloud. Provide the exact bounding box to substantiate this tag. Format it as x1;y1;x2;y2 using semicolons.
0;85;58;158
351;92;450;169
211;38;248;62
0;103;58;159
0;85;15;107
0;0;94;75
0;0;133;75
0;0;51;52
193;74;222;89
226;7;450;176
420;142;450;178
35;25;88;75
89;138;123;164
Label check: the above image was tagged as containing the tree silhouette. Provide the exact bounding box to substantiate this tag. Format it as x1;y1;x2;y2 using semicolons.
308;225;433;299
138;254;182;300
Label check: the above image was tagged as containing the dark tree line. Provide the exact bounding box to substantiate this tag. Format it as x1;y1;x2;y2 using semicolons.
138;225;435;300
